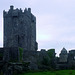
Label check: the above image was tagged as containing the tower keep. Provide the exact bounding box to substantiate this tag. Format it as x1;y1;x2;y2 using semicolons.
3;6;38;51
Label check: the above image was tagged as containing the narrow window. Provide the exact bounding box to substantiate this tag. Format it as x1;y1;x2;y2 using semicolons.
18;35;19;46
74;56;75;60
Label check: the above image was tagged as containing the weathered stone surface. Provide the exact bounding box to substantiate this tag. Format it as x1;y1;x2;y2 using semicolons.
23;50;53;70
68;50;75;68
56;48;75;69
3;5;38;51
59;48;68;63
3;47;19;62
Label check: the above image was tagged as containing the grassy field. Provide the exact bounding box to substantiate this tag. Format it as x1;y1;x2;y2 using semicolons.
18;70;75;75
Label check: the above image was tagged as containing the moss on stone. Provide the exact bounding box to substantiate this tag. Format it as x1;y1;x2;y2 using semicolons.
19;47;23;62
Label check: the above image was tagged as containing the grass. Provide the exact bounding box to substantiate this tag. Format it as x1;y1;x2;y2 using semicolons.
18;70;75;75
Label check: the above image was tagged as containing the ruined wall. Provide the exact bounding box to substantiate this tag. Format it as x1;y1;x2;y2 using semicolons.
68;50;75;68
23;50;51;70
59;48;68;63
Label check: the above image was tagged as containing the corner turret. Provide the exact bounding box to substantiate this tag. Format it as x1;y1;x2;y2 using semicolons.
10;5;14;10
28;8;31;13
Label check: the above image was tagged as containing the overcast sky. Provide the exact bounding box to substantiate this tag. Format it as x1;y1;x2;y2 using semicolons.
0;0;75;56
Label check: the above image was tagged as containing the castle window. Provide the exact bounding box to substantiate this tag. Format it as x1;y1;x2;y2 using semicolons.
74;56;75;59
18;35;19;46
32;20;34;22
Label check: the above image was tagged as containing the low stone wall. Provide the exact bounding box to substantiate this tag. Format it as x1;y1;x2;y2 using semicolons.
23;50;51;70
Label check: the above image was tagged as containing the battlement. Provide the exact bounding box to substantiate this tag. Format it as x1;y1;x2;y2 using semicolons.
3;5;32;17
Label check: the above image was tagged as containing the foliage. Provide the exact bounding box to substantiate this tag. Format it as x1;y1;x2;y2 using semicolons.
42;57;50;66
0;53;3;60
19;47;23;62
22;62;30;71
0;71;3;75
22;62;30;67
47;49;55;58
9;58;18;62
18;70;75;75
47;49;56;69
0;53;3;57
40;49;55;70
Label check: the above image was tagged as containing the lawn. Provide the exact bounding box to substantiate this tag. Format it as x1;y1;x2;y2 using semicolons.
18;70;75;75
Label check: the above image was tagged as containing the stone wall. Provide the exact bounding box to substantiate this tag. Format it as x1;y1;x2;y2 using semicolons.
0;48;4;60
23;50;55;70
56;49;75;69
68;50;75;68
0;47;19;62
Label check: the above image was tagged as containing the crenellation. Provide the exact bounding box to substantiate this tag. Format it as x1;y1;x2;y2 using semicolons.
4;6;32;19
28;8;31;13
3;10;8;17
19;8;22;13
24;11;31;19
24;8;27;13
10;5;14;10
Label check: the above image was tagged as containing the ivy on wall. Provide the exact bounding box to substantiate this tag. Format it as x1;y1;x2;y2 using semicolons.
19;47;23;62
47;49;55;58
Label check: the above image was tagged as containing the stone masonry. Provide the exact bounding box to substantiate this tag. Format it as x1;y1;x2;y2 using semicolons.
3;6;38;51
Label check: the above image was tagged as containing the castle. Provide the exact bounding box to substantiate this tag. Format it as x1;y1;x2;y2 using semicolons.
0;6;55;70
0;6;75;71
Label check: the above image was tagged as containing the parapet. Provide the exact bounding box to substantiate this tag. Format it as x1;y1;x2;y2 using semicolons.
10;5;14;10
41;49;46;51
3;6;32;18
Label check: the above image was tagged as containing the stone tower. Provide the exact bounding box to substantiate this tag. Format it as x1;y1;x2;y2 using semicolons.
3;6;38;51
